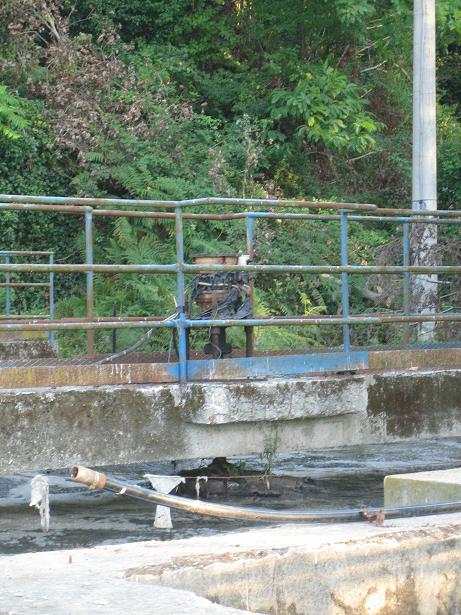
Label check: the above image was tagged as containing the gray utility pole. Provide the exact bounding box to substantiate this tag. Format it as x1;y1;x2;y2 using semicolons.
412;0;437;339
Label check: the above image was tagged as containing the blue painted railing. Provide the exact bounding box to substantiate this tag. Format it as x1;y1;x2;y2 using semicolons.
0;195;459;381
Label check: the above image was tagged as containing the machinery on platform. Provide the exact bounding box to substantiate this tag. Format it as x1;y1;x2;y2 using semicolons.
188;253;253;359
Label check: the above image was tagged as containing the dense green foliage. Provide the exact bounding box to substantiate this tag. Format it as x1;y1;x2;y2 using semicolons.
0;1;460;354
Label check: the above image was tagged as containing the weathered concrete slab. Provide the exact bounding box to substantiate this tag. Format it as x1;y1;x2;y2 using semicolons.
0;361;176;388
385;467;461;506
2;368;461;473
368;346;461;371
0;572;251;615
3;513;461;614
1;347;461;388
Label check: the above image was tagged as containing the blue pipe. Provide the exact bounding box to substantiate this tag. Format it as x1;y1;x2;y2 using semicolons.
49;253;55;347
5;255;11;317
403;223;410;314
175;207;187;383
340;210;351;354
85;210;94;354
402;222;411;343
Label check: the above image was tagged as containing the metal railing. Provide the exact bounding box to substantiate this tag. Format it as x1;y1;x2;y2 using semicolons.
0;194;459;381
0;250;55;345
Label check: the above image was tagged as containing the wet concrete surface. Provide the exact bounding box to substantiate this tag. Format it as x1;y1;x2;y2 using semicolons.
2;438;461;555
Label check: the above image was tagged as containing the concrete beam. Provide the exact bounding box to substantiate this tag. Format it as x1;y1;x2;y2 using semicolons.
1;347;461;388
2;368;461;473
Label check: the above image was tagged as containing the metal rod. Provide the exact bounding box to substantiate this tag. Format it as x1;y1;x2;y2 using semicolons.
0;204;456;224
49;253;55;347
71;466;461;524
349;215;461;224
1;204;454;224
403;223;411;344
185;313;461;327
182;264;461;275
0;315;167;323
92;209;461;224
4;255;11;317
0;314;49;319
0;250;54;255
175;206;187;383
377;208;458;218
4;195;461;216
85;210;94;355
340;210;351;353
2;312;461;332
0;282;50;287
0;263;460;275
0;203;91;214
0;194;377;211
111;304;117;353
0;320;177;331
249;213;461;224
0;264;177;273
0;263;461;275
93;210;244;221
245;215;255;358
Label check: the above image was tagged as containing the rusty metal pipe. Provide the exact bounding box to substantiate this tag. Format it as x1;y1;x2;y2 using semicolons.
0;316;164;324
2;312;461;332
183;264;461;274
0;203;91;214
185;313;461;328
0;250;54;256
1;263;461;275
0;319;177;331
93;210;250;221
0;282;50;287
377;207;461;217
0;314;49;319
0;264;177;273
71;465;461;524
0;194;377;211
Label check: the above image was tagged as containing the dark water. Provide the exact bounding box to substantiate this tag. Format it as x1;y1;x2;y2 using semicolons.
1;438;461;555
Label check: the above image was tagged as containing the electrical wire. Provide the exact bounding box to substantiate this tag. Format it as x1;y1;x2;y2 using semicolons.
95;312;178;365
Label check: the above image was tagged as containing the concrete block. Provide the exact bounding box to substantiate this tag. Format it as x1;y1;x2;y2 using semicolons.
4;368;461;473
384;467;461;506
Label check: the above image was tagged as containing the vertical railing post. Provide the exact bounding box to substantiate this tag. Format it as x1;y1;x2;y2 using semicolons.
245;214;254;357
5;255;11;317
49;253;55;347
340;209;351;354
111;303;117;354
85;209;94;355
403;221;410;344
175;206;187;383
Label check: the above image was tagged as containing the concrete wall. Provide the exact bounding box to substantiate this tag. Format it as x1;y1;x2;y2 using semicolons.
127;517;461;614
3;513;461;614
385;468;461;507
3;367;461;473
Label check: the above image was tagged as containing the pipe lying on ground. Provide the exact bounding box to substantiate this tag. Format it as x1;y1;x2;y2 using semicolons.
71;465;461;524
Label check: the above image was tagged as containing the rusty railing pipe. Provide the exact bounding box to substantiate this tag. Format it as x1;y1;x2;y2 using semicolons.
0;194;377;211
